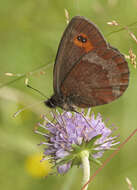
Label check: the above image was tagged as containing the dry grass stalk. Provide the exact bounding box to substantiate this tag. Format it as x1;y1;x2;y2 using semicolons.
126;177;135;190
107;20;119;26
64;9;69;24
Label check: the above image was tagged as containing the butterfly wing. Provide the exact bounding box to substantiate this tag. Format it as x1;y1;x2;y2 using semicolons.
53;16;107;95
60;47;129;107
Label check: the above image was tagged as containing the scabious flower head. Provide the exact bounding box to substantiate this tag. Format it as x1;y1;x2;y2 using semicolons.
36;109;119;174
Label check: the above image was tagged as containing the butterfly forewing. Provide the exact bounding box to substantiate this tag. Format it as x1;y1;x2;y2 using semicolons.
53;16;107;95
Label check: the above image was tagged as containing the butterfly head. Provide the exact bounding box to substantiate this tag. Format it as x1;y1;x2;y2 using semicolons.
45;94;76;111
45;95;57;108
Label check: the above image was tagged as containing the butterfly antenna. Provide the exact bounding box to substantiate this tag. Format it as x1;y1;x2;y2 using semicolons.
26;84;48;99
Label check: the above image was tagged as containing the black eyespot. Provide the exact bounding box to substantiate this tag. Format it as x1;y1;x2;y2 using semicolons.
77;35;87;43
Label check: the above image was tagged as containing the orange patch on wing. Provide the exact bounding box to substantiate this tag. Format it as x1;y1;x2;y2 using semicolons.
73;33;94;52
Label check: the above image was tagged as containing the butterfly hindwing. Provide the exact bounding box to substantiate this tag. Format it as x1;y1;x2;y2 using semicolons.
60;47;129;107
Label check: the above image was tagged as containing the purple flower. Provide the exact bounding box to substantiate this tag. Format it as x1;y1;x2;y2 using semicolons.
36;109;119;174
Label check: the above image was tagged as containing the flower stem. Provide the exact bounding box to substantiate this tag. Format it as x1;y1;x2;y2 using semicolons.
81;150;90;190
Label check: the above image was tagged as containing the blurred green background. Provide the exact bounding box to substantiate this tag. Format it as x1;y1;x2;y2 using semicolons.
0;0;137;189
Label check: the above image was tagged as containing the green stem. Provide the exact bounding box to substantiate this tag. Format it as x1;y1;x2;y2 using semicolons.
81;150;90;190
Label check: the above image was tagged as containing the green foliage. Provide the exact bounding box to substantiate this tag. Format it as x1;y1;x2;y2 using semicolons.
0;0;137;189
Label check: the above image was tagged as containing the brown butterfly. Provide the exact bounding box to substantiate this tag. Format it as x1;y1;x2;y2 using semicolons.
45;16;129;111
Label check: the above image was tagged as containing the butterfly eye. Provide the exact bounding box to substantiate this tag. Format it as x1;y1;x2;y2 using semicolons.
77;35;87;43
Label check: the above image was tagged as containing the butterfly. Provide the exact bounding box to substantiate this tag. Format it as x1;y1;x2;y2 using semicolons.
45;16;129;111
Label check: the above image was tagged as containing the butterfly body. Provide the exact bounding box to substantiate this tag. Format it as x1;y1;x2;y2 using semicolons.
45;94;76;111
45;16;129;111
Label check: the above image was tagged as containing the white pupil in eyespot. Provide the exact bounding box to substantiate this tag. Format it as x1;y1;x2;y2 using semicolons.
77;35;87;43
